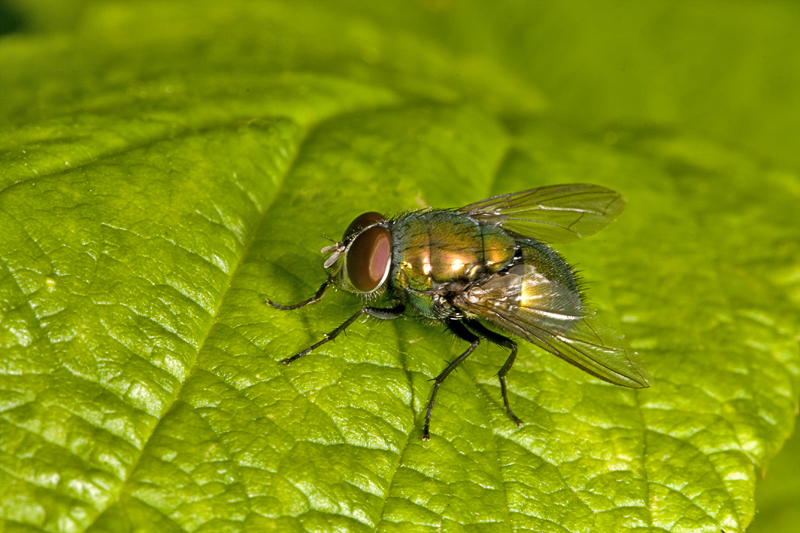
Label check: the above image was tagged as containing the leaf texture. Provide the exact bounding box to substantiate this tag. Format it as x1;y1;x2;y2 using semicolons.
1;2;799;532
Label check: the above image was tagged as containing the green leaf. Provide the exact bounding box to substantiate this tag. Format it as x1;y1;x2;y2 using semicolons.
747;429;800;532
1;2;798;532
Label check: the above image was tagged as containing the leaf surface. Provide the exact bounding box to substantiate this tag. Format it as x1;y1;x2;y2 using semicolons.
1;2;798;532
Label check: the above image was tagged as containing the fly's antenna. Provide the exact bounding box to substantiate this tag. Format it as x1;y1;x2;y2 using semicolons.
321;241;345;268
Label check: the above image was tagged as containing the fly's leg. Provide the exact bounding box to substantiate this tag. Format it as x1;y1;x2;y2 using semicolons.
423;320;480;440
465;320;523;427
280;305;405;365
264;280;330;310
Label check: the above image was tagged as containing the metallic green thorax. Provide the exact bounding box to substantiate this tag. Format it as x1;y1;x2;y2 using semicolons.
388;211;516;318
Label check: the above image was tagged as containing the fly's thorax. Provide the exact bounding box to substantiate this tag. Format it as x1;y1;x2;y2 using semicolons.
389;211;516;292
323;212;392;296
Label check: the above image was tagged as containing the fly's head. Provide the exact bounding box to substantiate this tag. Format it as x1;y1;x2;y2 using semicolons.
322;212;392;297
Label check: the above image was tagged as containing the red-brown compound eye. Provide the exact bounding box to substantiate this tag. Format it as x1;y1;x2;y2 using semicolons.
346;225;392;293
343;212;386;241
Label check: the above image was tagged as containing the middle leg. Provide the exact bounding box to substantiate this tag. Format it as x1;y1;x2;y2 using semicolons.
422;319;481;440
464;320;523;427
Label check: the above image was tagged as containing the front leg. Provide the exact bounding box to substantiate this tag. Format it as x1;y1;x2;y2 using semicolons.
281;305;405;365
264;280;330;310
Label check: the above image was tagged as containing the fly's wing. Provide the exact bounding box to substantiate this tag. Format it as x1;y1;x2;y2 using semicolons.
454;264;651;388
455;183;626;244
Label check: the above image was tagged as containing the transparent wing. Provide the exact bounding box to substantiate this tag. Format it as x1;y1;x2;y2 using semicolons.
455;183;626;243
454;264;651;388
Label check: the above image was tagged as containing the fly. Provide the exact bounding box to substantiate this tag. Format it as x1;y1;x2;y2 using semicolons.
266;183;651;440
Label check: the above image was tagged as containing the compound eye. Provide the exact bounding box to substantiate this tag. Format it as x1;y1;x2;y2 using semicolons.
346;225;391;293
343;212;386;241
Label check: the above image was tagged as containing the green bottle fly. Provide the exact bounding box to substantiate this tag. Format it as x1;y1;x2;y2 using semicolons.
266;184;651;440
